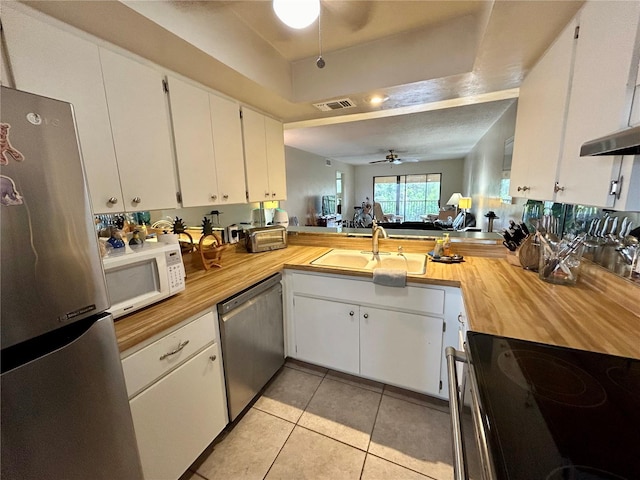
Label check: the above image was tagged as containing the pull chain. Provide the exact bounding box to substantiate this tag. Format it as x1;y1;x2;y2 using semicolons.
316;4;325;68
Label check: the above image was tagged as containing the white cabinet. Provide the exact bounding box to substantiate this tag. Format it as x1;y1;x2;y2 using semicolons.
99;48;177;212
0;6;123;214
167;76;246;207
286;270;454;398
122;311;227;480
360;306;443;394
242;107;287;202
293;296;359;374
511;1;640;208
510;16;577;200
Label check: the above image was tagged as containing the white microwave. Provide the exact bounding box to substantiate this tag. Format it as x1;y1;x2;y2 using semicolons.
102;241;185;319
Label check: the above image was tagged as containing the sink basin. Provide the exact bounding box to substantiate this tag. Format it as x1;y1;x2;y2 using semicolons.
311;249;427;275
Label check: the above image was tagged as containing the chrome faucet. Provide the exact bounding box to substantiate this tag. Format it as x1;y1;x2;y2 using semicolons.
371;220;388;255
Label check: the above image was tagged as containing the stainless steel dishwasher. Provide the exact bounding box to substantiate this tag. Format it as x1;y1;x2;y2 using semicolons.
217;273;284;421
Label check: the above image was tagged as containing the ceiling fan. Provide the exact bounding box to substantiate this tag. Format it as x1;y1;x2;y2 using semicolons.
368;149;418;165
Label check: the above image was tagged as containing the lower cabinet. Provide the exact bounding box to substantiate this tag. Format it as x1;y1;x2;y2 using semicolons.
293;296;359;374
287;271;455;398
121;310;227;480
360;307;443;395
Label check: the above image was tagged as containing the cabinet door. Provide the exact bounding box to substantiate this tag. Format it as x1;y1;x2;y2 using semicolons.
210;94;247;204
292;296;359;374
360;307;443;396
242;107;270;202
510;16;577;200
1;6;123;213
99;48;177;211
556;2;640;208
129;344;227;480
265;115;287;200
167;76;219;208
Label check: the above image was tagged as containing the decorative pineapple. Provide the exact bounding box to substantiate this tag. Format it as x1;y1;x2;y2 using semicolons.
201;217;214;236
172;217;187;234
199;216;224;270
172;217;193;254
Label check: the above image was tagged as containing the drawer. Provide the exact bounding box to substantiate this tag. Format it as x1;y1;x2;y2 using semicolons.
122;311;216;397
290;272;445;316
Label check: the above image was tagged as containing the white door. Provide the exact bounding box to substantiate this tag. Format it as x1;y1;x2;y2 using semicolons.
167;76;219;208
510;16;577;201
129;344;227;480
209;94;247;205
1;6;123;213
265;115;287;200
556;2;640;207
293;296;359;374
360;307;443;396
100;48;177;211
242;107;270;203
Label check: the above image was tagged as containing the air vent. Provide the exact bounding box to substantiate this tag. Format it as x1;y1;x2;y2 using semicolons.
325;158;332;167
313;98;357;112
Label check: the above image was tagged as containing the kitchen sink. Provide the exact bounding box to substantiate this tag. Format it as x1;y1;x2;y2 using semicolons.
310;249;427;275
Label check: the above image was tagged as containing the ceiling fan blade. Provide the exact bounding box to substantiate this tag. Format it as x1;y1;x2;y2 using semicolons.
369;159;391;164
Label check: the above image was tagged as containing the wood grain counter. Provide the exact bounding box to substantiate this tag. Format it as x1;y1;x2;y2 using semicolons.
115;239;640;360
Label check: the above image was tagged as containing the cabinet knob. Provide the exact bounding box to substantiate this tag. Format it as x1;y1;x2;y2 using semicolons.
363;313;369;319
209;355;217;362
211;194;217;200
223;194;229;200
272;192;277;198
554;182;565;193
107;197;118;205
265;192;270;198
517;186;530;192
349;311;355;316
132;197;142;204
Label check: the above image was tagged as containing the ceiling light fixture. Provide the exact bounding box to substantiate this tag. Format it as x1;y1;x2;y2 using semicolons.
273;0;320;30
368;95;389;105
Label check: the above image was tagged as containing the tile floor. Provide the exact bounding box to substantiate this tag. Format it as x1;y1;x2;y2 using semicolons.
186;359;475;480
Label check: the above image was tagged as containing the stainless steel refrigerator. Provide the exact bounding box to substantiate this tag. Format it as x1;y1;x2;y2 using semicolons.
1;86;143;479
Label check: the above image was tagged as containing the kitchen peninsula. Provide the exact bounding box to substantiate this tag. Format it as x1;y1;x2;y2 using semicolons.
115;232;640;360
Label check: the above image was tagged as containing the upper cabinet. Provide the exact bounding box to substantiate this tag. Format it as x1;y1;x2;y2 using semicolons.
511;1;640;209
99;49;177;212
1;6;178;213
167;76;246;208
1;6;123;214
242;107;287;202
510;16;577;201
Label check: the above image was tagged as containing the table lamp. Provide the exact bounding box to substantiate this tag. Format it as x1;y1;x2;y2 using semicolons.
446;193;463;216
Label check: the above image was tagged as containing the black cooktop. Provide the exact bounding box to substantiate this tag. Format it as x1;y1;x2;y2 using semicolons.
466;332;640;480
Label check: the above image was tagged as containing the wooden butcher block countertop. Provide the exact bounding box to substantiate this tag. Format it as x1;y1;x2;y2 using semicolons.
115;235;640;360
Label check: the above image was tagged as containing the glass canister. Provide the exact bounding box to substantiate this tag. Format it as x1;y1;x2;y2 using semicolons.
538;233;586;285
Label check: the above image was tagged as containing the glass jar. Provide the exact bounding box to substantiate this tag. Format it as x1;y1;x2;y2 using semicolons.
538;234;585;285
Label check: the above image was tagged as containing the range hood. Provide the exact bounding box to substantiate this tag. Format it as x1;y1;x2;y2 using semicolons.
580;124;640;156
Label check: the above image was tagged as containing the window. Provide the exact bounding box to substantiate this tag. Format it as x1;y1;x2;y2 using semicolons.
373;173;441;221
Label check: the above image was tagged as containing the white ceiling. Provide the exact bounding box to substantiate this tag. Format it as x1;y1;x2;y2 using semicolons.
24;0;584;165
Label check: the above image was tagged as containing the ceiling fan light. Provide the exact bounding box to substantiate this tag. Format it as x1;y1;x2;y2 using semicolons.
273;0;320;29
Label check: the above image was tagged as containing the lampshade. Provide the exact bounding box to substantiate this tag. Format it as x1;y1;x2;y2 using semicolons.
446;193;462;206
458;197;472;210
273;0;320;29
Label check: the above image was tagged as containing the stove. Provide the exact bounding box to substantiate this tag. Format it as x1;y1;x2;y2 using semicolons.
464;332;640;480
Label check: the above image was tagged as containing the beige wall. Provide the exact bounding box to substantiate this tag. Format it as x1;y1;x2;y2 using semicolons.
353;158;465;214
463;101;525;232
281;146;355;226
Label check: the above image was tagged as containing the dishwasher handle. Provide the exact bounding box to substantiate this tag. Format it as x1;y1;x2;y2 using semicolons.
445;346;468;480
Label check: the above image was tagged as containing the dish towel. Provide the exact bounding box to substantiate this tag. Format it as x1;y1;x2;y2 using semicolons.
373;268;407;287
